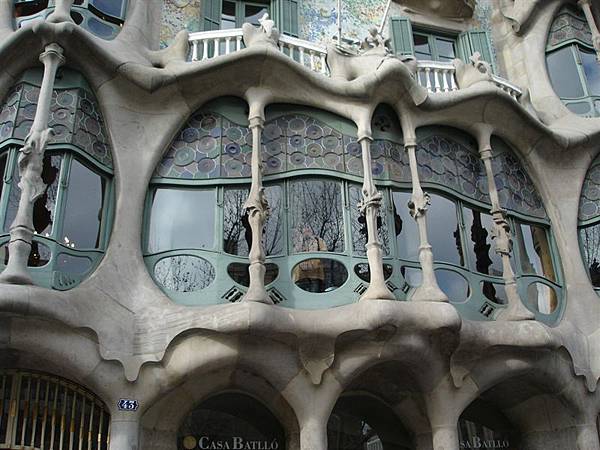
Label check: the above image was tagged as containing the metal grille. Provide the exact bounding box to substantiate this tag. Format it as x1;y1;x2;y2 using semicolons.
0;370;110;450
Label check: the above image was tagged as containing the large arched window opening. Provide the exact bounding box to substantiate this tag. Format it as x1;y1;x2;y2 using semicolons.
327;393;415;450
546;5;600;117
0;68;114;290
578;153;600;294
458;398;520;449
177;392;286;450
145;100;561;322
0;369;111;449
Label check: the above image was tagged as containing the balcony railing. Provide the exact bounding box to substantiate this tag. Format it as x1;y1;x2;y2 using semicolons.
188;30;522;99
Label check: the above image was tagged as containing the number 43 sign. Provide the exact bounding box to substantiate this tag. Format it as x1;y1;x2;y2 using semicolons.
117;399;139;411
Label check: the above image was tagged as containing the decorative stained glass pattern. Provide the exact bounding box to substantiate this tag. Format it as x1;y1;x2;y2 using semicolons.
416;135;490;203
547;8;592;50
1;83;113;170
492;147;547;219
579;155;600;221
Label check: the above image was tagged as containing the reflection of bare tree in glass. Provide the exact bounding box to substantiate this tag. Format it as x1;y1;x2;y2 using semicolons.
290;180;344;252
348;185;389;256
154;256;215;292
223;186;283;257
580;223;600;287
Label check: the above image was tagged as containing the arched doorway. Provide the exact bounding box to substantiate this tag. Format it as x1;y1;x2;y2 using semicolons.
177;392;286;450
458;398;519;449
327;394;415;450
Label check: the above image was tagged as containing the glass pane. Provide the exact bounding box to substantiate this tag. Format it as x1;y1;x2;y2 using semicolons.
349;184;389;256
154;255;215;292
566;101;592;115
354;262;393;282
462;207;503;276
579;223;600;287
401;266;422;288
428;193;463;265
413;34;431;60
547;46;585;98
227;262;279;287
221;0;236;29
223;186;283;257
436;269;470;302
0;153;6;205
392;191;419;261
290;180;344;253
89;0;125;19
244;3;267;26
61;159;105;249
292;258;348;293
526;282;558;314
0;241;51;268
581;48;600;96
516;223;556;282
481;281;507;305
56;253;92;275
4;153;62;236
436;37;455;61
147;188;215;253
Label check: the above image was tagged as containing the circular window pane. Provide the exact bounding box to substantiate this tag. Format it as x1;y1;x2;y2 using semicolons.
436;269;470;302
227;262;279;287
292;259;348;293
526;282;558;314
354;263;393;282
154;255;215;293
0;241;51;268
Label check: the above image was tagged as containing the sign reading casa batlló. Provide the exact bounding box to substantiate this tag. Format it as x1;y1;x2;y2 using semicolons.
181;436;281;450
460;437;511;448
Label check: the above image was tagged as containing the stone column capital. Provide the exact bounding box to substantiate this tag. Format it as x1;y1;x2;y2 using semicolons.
39;43;66;67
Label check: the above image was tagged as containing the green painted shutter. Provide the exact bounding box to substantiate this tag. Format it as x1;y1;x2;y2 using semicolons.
271;0;299;37
458;30;496;73
390;17;414;56
202;0;222;31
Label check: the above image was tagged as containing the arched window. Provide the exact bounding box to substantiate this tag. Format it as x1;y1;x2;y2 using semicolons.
546;6;600;116
145;101;561;322
0;369;111;449
578;153;600;294
178;392;286;450
0;68;114;290
14;0;128;40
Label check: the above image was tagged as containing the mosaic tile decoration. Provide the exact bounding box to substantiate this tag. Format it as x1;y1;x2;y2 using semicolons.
1;83;113;170
492;149;547;219
547;7;592;50
160;0;202;49
579;154;600;222
417;135;490;204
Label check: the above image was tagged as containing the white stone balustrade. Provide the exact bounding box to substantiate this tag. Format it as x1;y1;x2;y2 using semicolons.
187;31;522;98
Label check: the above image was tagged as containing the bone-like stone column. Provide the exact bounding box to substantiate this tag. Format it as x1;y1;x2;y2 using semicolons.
404;136;448;302
46;0;75;23
241;114;272;304
476;127;534;321
0;43;65;285
357;132;395;301
109;417;140;450
579;0;600;60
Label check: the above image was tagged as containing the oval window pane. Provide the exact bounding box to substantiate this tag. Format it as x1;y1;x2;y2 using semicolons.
0;241;51;268
147;188;215;253
526;282;558;314
292;259;348;293
354;263;393;282
56;253;93;275
436;269;470;302
154;255;215;292
227;262;279;287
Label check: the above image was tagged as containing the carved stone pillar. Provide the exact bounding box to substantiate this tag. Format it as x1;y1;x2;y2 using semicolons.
46;0;75;23
241;116;272;304
404;139;448;302
357;134;395;301
0;43;65;285
579;0;600;60
477;130;534;321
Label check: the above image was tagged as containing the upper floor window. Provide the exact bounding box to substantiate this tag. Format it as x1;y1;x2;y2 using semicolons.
579;153;600;294
14;0;127;40
413;30;457;62
202;0;297;36
0;68;114;290
546;6;600;117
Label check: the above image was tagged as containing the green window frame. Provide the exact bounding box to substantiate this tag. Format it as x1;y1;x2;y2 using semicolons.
0;145;114;290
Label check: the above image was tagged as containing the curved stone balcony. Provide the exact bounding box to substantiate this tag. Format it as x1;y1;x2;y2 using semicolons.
188;29;522;99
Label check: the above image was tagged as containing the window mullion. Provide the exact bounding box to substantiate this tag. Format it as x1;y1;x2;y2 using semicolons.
217;185;225;253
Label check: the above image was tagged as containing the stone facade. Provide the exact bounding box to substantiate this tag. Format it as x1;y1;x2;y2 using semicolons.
1;1;600;450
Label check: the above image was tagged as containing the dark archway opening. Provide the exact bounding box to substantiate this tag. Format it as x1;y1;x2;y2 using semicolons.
327;394;415;450
458;398;520;449
177;392;286;450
